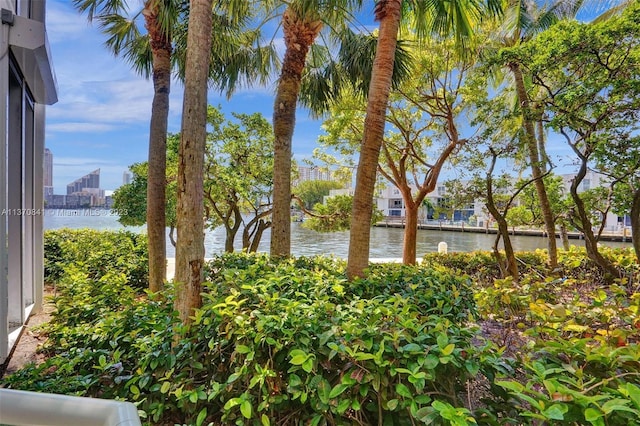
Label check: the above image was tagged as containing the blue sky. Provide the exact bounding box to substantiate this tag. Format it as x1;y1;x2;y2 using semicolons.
44;1;611;193
45;0;330;193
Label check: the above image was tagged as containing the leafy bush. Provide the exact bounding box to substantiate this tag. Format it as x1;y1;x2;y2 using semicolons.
44;229;148;288
7;253;496;425
494;338;640;425
10;245;640;426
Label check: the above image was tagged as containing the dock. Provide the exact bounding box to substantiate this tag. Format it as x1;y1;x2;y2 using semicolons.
375;218;634;243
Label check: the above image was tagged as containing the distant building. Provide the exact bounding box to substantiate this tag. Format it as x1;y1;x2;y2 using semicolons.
123;171;132;185
374;170;628;230
296;166;333;185
65;169;104;206
67;168;100;195
43;148;53;198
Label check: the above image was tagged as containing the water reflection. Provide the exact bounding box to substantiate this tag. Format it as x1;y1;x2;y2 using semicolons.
45;213;630;259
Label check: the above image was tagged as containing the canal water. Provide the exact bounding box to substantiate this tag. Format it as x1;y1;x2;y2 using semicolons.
44;210;631;259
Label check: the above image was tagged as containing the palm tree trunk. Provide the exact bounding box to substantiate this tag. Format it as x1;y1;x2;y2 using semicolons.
271;8;322;257
347;0;402;280
174;0;213;325
144;2;171;292
510;63;558;269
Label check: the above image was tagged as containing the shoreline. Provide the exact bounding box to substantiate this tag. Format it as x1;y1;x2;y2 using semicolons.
375;220;634;243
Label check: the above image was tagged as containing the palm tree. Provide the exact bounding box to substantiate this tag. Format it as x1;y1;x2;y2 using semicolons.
346;0;502;279
496;0;584;271
270;0;364;257
174;0;213;325
75;0;276;290
74;0;183;292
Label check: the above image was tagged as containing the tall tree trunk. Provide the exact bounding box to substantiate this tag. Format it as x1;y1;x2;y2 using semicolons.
632;189;640;264
486;153;518;281
144;2;171;292
510;63;558;269
403;201;418;264
347;0;402;280
271;8;322;257
174;0;213;325
224;206;242;252
569;159;620;279
559;223;570;250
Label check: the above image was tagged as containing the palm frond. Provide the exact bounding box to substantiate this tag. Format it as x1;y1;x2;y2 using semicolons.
73;0;130;21
97;13;142;56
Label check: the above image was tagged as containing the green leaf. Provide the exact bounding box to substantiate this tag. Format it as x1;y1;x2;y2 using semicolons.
290;349;308;365
441;343;455;356
542;403;568;420
236;344;251;354
396;383;413;399
302;357;314;373
196;407;207;426
402;343;422;352
465;360;480;376
601;399;634;414
625;383;640;409
584;407;603;422
329;383;349;399
240;400;252;419
437;333;449;349
261;414;270;426
317;377;331;404
337;398;351;414
495;380;525;393
224;398;241;410
387;399;399;410
424;354;439;369
160;381;170;394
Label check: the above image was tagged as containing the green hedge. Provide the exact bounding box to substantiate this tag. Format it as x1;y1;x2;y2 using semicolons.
7;252;499;425
8;239;640;425
44;229;148;289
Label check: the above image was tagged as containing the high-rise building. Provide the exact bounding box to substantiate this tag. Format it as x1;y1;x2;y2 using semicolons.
123;171;132;185
296;166;333;184
67;169;100;195
43;148;54;198
44;148;53;186
66;169;104;206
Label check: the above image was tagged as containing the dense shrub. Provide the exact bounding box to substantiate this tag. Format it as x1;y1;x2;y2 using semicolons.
493;338;640;425
44;229;148;288
8;242;640;425
6;252;498;425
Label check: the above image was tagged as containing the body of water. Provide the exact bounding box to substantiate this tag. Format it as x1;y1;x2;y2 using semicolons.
44;209;632;259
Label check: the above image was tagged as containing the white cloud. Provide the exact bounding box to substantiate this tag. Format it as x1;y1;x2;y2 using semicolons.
48;79;155;124
47;122;121;133
46;2;94;43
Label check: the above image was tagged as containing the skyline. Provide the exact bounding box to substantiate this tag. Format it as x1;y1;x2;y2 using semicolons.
44;0;325;193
